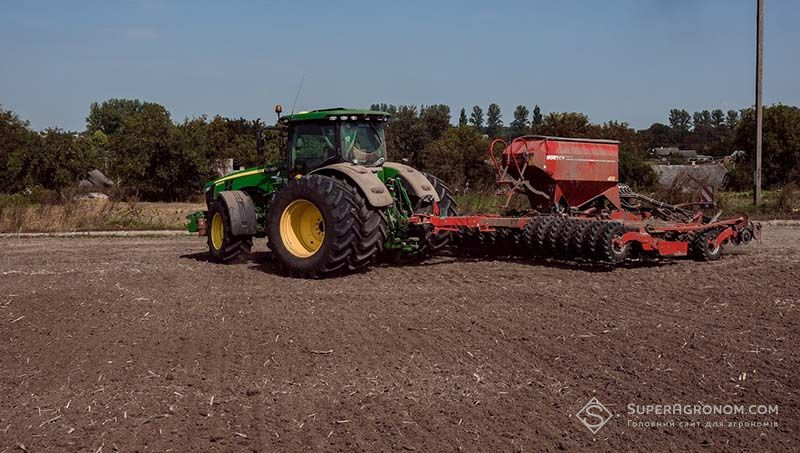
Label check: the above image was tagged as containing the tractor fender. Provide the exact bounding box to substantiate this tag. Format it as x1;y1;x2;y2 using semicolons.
216;190;257;236
382;162;440;202
310;163;394;208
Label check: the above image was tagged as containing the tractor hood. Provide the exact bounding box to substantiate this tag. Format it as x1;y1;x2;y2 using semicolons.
205;166;265;189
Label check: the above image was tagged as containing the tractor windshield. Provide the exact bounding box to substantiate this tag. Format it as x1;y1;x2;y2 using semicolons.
340;122;386;166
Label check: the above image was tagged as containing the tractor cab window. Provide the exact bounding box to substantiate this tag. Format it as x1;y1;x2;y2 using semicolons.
291;123;338;173
340;122;386;166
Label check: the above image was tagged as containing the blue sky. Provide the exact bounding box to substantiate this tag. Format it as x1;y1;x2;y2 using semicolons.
1;0;798;131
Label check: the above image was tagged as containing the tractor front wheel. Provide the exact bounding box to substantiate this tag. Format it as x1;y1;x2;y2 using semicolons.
207;199;253;262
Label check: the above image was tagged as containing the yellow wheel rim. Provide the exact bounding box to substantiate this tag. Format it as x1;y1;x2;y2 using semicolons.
210;212;224;250
280;199;324;258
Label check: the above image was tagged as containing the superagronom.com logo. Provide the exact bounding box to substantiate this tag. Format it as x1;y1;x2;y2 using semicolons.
575;397;613;434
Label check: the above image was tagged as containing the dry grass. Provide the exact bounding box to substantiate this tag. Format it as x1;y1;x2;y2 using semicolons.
0;197;203;233
717;188;799;219
2;184;797;234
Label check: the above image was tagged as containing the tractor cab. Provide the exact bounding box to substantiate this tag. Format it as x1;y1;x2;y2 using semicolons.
278;108;391;174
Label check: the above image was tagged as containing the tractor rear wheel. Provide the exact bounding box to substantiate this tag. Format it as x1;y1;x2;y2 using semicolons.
422;173;458;252
207;199;253;262
345;183;387;270
267;174;385;277
391;173;457;263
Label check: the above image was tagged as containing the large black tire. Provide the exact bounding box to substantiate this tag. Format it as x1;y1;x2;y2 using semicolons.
344;185;387;271
581;221;606;259
595;222;630;263
207;199;253;263
474;228;519;257
544;216;568;256
690;228;723;261
522;216;544;256
569;220;595;258
532;216;557;256
391;173;458;263
267;174;385;278
559;219;583;259
456;227;483;248
496;227;524;256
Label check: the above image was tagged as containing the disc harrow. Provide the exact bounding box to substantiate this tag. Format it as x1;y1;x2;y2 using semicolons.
518;216;628;263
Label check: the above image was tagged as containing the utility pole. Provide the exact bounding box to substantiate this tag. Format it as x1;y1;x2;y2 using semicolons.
754;0;764;205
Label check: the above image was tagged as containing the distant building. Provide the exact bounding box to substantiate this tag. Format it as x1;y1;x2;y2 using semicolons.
651;163;727;189
650;147;714;163
651;146;680;158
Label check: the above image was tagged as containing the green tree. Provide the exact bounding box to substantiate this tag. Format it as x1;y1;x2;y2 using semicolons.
370;103;398;115
385;105;427;165
510;105;530;138
7;128;99;191
422;126;490;189
206;115;230;161
687;110;721;154
211;117;272;169
593;121;656;188
83;130;110;174
531;105;543;131
726;110;740;129
642;122;673;148
0;106;36;190
486;103;503;137
87;98;153;135
692;110;712;130
618;146;657;189
107;102;205;200
538;112;591;137
469;105;484;130
734;104;800;188
419;104;451;142
711;109;725;128
668;108;691;131
458;108;468;127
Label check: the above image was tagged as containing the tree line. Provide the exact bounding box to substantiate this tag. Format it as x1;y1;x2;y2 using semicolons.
374;102;800;191
0;99;282;200
0;99;797;201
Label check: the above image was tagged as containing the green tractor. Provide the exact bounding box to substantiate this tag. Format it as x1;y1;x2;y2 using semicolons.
186;106;457;277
